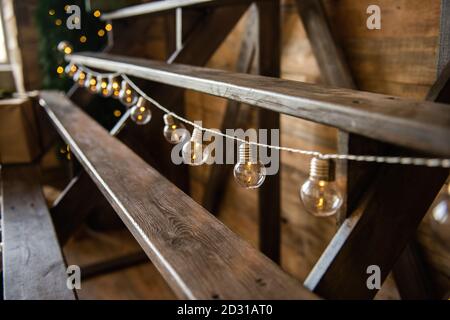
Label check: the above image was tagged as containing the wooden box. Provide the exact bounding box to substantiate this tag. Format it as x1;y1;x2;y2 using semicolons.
0;98;41;164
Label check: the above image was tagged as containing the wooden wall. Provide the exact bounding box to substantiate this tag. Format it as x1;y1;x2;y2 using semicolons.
185;0;448;298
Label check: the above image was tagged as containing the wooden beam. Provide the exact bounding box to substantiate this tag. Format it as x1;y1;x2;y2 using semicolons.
256;0;281;263
101;0;254;21
1;165;76;300
202;5;257;214
39;91;317;300
296;0;355;88
68;52;450;156
393;241;436;299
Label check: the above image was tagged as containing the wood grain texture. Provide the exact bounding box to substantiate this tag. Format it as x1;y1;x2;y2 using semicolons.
102;0;254;20
256;0;282;263
68;52;450;156
438;0;450;75
39;91;317;300
1;165;76;300
296;0;355;88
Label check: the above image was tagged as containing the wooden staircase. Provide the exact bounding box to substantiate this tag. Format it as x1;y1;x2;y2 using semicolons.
1;0;449;300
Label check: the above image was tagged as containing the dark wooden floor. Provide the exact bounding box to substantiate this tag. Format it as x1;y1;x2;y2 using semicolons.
63;227;176;300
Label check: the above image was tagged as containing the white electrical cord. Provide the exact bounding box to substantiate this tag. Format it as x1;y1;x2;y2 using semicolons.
73;65;450;168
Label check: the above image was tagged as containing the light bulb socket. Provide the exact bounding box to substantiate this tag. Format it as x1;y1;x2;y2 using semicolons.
57;41;73;54
309;157;335;181
135;96;148;109
164;114;175;126
238;143;257;163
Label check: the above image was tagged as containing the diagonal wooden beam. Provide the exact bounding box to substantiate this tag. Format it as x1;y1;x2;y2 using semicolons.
51;5;250;245
297;0;439;299
303;60;450;301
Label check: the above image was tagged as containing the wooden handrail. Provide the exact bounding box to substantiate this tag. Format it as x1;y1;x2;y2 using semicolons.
68;52;450;156
39;90;317;300
101;0;254;21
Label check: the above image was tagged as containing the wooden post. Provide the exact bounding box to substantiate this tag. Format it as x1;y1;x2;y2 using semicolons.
256;0;281;263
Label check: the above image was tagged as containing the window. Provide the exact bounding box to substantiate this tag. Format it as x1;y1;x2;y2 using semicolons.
0;8;7;63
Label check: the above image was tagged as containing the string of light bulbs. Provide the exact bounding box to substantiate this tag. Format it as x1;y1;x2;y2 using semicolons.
57;41;449;218
71;63;450;169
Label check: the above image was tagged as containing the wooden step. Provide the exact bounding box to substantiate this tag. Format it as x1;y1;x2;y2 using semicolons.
1;165;76;300
68;52;450;156
38;90;317;300
102;0;254;21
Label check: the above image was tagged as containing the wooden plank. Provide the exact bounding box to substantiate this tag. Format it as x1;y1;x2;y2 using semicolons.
68;52;450;156
256;0;281;263
1;165;76;300
102;0;253;21
39;90;317;300
202;5;257;214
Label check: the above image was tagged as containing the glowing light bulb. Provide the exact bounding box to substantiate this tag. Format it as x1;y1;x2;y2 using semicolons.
233;143;266;189
57;41;73;55
65;63;78;77
73;70;86;86
96;76;111;97
163;114;187;144
130;97;152;125
432;184;450;224
119;80;138;107
107;76;121;99
85;74;98;93
300;157;343;217
182;128;208;166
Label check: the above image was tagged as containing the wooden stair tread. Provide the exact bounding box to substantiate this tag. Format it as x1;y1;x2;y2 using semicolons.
102;0;253;21
39;90;317;300
1;164;76;300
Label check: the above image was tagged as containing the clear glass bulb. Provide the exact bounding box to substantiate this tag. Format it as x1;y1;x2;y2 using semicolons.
163;114;187;144
107;76;121;99
85;74;98;93
182;128;208;166
74;70;86;86
130;97;151;125
65;63;77;77
119;80;138;107
300;158;343;217
57;41;73;54
432;184;450;224
233;143;266;189
95;76;107;96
